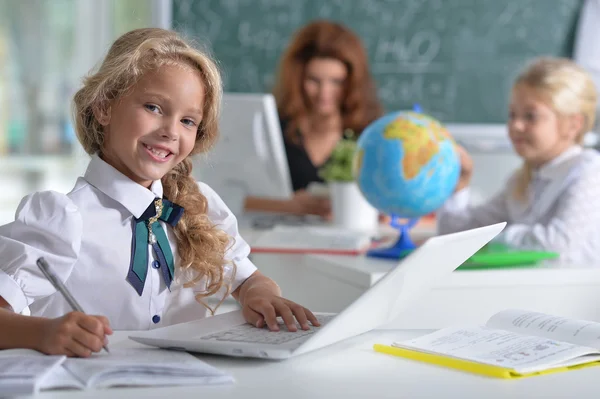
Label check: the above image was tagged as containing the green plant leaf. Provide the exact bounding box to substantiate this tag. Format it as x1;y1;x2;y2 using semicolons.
318;139;358;182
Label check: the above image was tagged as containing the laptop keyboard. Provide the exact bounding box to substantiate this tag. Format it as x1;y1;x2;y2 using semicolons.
200;314;336;345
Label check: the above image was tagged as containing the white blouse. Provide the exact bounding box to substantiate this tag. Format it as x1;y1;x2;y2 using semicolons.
437;146;600;264
0;154;257;329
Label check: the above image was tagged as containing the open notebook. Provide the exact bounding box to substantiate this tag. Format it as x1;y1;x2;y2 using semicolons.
374;309;600;379
0;347;233;395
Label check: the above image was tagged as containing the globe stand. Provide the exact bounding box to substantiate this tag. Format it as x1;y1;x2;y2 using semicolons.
367;215;418;260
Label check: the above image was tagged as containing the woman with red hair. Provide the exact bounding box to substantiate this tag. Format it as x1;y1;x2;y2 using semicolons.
245;20;383;218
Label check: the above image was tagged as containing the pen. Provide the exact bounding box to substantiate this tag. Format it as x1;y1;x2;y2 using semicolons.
36;257;110;353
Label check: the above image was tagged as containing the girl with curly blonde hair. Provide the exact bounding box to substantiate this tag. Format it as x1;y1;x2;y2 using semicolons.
0;28;318;357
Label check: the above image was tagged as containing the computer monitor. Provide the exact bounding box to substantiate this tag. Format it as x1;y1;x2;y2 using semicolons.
192;93;293;216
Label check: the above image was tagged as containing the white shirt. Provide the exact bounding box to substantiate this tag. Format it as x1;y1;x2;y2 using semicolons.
0;155;257;329
437;147;600;264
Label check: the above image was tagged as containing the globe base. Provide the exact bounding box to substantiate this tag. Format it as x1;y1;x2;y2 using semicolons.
367;222;416;260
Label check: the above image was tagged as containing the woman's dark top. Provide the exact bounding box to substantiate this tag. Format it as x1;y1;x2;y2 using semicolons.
282;122;322;191
281;119;352;191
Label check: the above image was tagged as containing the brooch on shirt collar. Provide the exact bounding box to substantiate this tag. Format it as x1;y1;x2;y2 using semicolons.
147;199;163;244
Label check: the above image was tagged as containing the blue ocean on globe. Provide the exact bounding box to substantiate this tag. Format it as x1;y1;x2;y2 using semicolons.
354;111;460;218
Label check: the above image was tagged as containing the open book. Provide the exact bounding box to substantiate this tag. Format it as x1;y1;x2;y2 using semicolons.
0;347;233;395
374;309;600;379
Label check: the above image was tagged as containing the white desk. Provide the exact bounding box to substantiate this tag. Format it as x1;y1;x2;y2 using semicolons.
255;251;600;328
245;227;600;329
311;255;600;327
29;329;600;398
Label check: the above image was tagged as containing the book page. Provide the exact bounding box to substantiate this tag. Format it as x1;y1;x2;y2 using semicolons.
0;349;46;358
62;348;233;388
0;349;82;391
0;354;66;395
487;309;600;349
39;366;84;391
0;355;65;378
394;326;600;373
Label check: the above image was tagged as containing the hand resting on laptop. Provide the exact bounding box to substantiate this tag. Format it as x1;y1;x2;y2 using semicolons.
233;271;320;332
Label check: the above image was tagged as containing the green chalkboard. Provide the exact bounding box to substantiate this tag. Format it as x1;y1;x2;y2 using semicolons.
172;0;583;123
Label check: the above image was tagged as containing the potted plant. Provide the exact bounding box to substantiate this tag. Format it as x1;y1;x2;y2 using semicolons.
319;130;378;231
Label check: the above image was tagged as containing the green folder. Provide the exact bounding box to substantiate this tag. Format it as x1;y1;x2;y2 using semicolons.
457;243;559;270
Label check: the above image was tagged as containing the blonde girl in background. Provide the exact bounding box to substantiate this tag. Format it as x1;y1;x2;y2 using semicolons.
438;57;600;264
0;28;318;357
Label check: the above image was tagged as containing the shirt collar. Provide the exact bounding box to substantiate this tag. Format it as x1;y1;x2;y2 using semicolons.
533;146;583;181
83;154;163;218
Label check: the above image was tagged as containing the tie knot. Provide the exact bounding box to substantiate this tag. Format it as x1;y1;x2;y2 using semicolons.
139;198;161;221
138;198;184;227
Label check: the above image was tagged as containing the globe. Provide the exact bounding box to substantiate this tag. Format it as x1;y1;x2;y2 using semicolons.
354;110;460;217
353;110;460;258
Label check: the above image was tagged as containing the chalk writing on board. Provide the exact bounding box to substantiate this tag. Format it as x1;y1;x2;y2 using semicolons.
378;74;457;118
374;31;441;68
173;0;583;123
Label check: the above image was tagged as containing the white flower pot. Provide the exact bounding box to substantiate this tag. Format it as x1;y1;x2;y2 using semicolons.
330;181;378;232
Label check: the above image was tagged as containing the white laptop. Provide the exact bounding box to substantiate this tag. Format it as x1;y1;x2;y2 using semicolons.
129;223;506;360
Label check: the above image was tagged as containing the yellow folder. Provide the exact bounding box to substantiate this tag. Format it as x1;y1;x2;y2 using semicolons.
373;344;600;379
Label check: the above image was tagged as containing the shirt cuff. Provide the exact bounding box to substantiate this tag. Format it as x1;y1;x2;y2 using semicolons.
441;188;471;213
230;257;258;293
0;270;28;314
495;224;534;248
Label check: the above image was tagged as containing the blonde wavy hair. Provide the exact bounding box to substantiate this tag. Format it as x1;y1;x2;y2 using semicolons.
512;57;597;200
72;28;234;310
